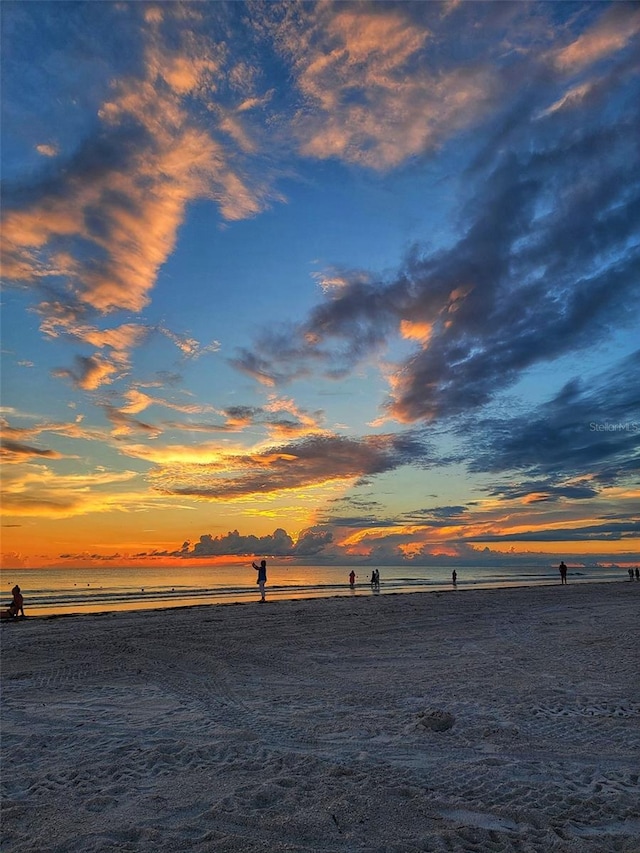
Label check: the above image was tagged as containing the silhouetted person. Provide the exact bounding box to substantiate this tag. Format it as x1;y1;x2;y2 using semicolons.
635;568;639;581
252;559;267;602
373;569;380;590
628;568;634;581
349;570;356;589
559;561;568;585
9;585;24;617
452;570;457;587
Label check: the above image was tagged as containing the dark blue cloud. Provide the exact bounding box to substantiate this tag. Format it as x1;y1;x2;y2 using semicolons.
233;28;640;424
160;431;436;499
463;521;640;543
463;350;640;484
401;505;470;523
485;481;599;503
174;527;333;558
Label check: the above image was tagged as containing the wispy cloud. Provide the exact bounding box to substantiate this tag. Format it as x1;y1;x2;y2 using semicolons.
234;15;640;423
52;355;122;391
146;431;433;500
2;7;271;311
118;388;214;417
35;143;58;158
462;351;640;485
158;326;221;359
1;440;66;464
551;3;640;72
1;3;274;388
265;2;503;170
463;521;640;544
0;415;109;445
0;465;146;518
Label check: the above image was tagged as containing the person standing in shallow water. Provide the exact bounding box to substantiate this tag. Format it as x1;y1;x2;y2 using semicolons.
452;570;457;587
252;559;267;602
559;561;568;585
349;570;356;589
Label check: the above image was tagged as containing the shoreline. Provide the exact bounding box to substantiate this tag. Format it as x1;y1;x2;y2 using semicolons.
2;582;639;853
2;575;629;621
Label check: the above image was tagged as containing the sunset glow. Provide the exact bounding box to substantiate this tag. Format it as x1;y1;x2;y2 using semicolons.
1;1;638;571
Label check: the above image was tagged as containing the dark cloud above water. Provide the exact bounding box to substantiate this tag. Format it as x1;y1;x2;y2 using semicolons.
233;33;640;423
463;521;640;543
317;501;473;530
400;505;471;524
314;514;399;530
484;480;600;504
462;350;640;485
157;346;638;509
171;527;333;559
153;431;435;499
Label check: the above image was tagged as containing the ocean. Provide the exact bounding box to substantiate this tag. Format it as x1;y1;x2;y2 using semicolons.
0;562;626;617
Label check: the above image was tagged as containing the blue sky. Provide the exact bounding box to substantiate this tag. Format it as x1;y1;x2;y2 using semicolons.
1;0;639;569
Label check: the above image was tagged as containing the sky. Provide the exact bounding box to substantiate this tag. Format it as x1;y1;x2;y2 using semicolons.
1;0;639;572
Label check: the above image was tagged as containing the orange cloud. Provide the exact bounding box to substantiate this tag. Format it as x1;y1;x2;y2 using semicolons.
262;396;326;439
2;14;272;323
553;5;640;72
0;440;65;464
158;326;221;358
399;320;433;346
72;324;149;357
540;81;594;117
0;465;152;518
118;387;214;418
2;414;111;443
272;4;497;169
139;432;421;501
103;406;162;439
35;143;58;157
52;355;120;391
117;440;232;466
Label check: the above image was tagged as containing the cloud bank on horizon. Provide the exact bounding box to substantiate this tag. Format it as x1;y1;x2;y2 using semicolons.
1;1;639;568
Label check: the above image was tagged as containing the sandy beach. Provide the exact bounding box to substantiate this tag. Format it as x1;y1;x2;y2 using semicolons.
1;582;639;852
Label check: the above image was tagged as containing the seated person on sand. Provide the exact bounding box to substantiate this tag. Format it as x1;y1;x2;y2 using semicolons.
0;585;24;619
8;585;25;618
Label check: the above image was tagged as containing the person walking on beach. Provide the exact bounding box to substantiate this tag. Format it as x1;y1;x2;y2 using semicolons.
252;559;267;602
349;570;356;589
635;568;639;581
452;570;457;587
559;561;568;585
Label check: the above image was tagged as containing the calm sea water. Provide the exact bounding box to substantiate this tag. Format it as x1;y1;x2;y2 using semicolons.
0;563;625;617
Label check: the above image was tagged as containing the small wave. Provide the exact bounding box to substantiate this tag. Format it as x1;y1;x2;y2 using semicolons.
9;565;622;617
